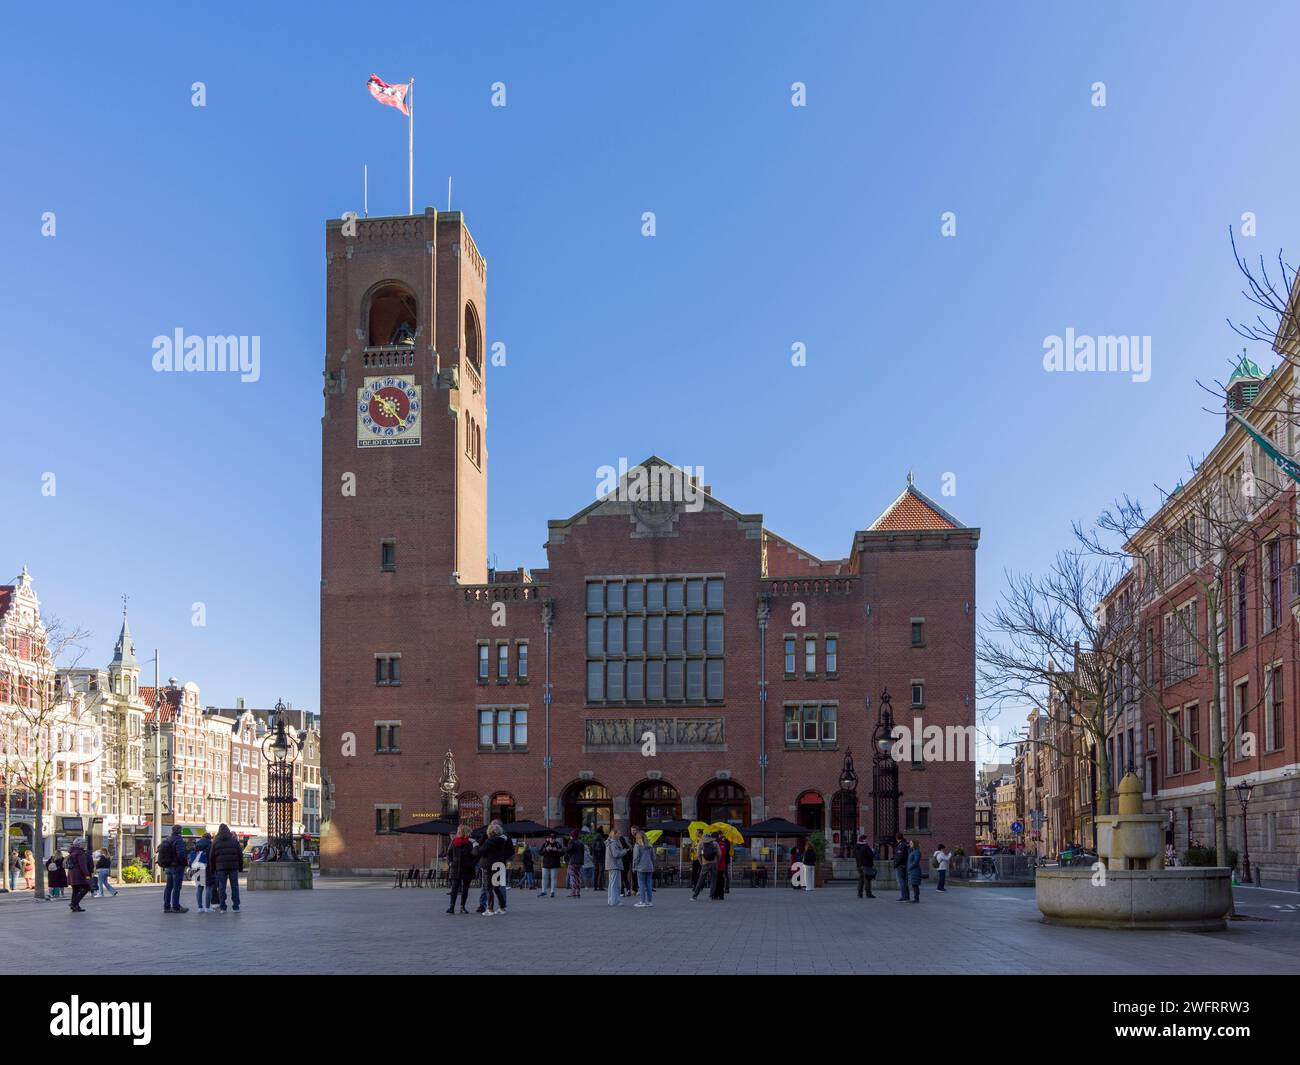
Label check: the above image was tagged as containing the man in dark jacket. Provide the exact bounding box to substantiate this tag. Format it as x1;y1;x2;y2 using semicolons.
854;833;876;899
474;824;512;914
537;832;563;898
66;840;93;912
159;825;190;913
446;830;475;913
893;832;910;901
209;824;244;912
590;829;606;891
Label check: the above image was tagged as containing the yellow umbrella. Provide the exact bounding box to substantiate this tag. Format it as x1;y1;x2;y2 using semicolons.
709;822;744;846
687;821;711;844
645;829;663;845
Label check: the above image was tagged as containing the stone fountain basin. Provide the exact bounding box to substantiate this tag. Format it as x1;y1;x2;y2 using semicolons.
1036;867;1231;931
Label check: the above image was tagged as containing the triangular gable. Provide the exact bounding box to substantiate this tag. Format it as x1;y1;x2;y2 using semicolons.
867;484;964;532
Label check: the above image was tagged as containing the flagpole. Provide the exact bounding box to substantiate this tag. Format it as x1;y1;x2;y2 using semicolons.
408;78;414;215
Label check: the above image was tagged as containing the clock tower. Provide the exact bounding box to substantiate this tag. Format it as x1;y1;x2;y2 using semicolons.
320;208;488;774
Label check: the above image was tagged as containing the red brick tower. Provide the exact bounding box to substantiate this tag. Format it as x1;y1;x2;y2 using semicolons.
320;210;488;861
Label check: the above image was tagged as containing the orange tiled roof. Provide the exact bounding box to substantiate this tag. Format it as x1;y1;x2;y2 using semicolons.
868;486;962;532
140;686;182;724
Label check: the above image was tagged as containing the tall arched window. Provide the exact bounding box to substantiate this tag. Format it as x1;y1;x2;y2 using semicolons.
464;302;482;372
366;282;418;348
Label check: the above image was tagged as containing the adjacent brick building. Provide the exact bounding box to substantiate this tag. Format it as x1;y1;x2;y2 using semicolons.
318;210;979;874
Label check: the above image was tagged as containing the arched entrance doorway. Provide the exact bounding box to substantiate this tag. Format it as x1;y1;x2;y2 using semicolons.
629;780;681;827
489;791;516;825
561;781;612;832
456;791;484;830
697;780;750;827
796;790;825;832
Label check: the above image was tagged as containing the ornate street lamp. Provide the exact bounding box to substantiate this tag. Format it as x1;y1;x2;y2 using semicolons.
261;699;302;861
871;690;901;857
1233;778;1255;884
835;749;858;859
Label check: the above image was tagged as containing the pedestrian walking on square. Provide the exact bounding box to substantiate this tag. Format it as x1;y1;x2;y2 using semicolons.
159;825;189;913
21;850;35;890
521;842;536;890
855;833;876;899
691;832;718;901
632;830;655;907
447;825;475;913
582;837;595;889
8;848;18;892
798;841;816;892
47;850;70;900
93;848;118;898
591;828;606;891
537;831;562;898
191;832;213;912
933;844;951;891
893;833;910;901
475;821;511;915
210;824;244;912
907;840;923;903
712;835;729;900
620;830;635;896
66;839;93;912
604;830;628;906
566;830;584;897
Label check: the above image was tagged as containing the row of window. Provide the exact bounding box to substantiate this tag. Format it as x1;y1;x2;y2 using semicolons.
588;577;724;613
478;642;528;682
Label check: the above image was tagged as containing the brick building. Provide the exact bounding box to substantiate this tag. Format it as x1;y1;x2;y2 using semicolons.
318;210;979;874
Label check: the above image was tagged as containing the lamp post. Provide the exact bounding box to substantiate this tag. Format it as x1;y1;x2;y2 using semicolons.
836;750;858;859
261;699;301;861
1233;778;1255;884
871;690;900;857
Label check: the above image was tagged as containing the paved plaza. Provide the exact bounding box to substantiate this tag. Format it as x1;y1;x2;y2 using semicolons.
3;879;1298;975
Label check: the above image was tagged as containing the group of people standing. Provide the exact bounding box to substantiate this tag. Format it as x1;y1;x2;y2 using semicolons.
9;844;117;907
156;823;246;914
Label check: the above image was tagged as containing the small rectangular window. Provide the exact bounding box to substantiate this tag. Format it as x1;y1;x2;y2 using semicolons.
607;660;624;700
686;579;705;609
706;659;723;700
478;710;493;747
626;582;645;611
686;659;704;700
706;579;724;609
825;637;838;675
626;660;644;700
607;582;625;612
706;615;724;655
911;683;924;707
587;661;604;702
497;643;509;680
586;583;604;613
666;660;684;699
646;661;664;699
478;644;489;680
517;643;528;679
626;617;645;654
587;618;604;655
785;707;799;743
381;541;396;571
646;582;664;610
911;621;925;647
784;638;796;675
805;637;817;674
666;580;684;611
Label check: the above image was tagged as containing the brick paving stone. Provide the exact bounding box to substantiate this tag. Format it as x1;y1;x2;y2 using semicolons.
2;879;1297;974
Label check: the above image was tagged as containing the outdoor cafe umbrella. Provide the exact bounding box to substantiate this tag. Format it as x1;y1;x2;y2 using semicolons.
502;820;557;838
646;820;692;883
394;817;457;869
743;817;812;884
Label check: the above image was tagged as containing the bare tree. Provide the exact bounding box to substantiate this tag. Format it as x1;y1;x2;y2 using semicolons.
7;617;92;899
978;547;1137;849
1086;461;1292;870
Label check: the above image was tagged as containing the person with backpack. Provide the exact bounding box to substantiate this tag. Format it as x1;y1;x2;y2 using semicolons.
158;826;190;913
209;824;244;912
92;848;118;898
66;839;93;912
520;841;536;891
854;833;876;899
446;825;475;913
537;832;562;898
691;832;719;901
45;851;68;899
603;829;627;906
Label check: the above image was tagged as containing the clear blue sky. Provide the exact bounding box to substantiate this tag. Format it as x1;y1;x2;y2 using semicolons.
3;3;1296;754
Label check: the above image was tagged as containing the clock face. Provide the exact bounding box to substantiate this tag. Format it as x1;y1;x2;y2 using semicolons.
357;375;421;447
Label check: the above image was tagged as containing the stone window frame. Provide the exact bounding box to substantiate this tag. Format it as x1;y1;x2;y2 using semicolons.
374;720;401;754
824;633;839;678
584;573;726;708
476;640;490;683
910;678;925;709
515;639;529;683
783;700;838;751
803;634;818;679
374;804;401;834
496;640;510;683
910;617;926;648
902;802;932;834
374;652;401;687
782;634;797;678
477;704;529;752
380;538;397;572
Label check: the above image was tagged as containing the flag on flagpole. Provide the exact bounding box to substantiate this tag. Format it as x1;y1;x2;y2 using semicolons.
1230;411;1300;486
368;74;410;116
